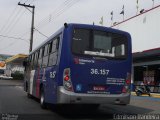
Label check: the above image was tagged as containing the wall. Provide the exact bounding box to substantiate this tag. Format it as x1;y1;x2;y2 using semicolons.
113;6;160;52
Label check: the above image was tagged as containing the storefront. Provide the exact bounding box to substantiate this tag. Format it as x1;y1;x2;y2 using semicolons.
5;54;28;77
0;54;12;75
133;48;160;93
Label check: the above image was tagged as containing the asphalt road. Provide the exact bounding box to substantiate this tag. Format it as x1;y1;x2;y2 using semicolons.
0;80;160;120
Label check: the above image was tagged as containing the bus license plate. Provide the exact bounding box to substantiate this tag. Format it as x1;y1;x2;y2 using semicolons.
93;86;105;91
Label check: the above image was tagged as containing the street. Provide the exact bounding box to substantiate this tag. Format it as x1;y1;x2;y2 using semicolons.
0;80;160;120
1;1;160;120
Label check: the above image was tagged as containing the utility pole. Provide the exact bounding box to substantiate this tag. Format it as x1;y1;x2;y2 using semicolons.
18;2;35;52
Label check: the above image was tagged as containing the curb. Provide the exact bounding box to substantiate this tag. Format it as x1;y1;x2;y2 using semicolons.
131;92;160;98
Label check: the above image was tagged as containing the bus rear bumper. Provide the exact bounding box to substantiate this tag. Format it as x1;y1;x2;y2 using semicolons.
57;87;130;104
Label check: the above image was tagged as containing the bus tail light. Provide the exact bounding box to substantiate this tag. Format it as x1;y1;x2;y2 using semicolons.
126;73;131;85
122;73;131;93
122;86;129;93
122;86;127;93
63;68;73;91
64;75;70;81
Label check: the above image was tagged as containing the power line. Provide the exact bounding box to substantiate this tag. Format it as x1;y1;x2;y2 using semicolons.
0;0;31;35
5;0;79;53
3;1;34;35
36;0;76;29
18;2;35;52
0;6;18;34
5;0;36;38
0;34;29;43
0;0;33;54
53;0;80;19
37;0;80;29
35;0;71;28
0;40;29;51
0;0;24;33
0;41;16;51
0;7;22;34
3;8;26;36
34;28;49;38
18;0;74;41
19;30;30;38
17;0;80;48
36;0;74;27
0;8;26;44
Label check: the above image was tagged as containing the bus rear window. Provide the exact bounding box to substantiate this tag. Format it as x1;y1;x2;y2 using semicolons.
72;29;128;59
72;29;90;54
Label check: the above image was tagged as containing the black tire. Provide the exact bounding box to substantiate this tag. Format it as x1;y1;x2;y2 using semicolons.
26;82;32;98
81;104;100;111
40;88;47;109
148;93;151;96
89;104;100;110
136;91;141;96
27;93;32;98
117;103;127;106
56;104;99;113
25;81;28;92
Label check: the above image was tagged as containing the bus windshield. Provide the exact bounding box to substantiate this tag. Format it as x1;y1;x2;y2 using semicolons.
72;28;128;59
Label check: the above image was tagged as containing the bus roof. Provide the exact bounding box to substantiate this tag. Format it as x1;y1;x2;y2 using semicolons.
30;26;64;55
29;23;130;55
67;23;130;35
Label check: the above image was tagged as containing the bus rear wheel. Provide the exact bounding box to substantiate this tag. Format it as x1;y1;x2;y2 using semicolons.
26;82;32;98
40;88;47;109
27;93;32;98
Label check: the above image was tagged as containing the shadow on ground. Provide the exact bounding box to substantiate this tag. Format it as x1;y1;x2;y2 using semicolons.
49;104;154;119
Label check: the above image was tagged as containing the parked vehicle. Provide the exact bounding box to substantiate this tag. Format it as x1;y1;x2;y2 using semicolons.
0;74;13;80
135;85;151;96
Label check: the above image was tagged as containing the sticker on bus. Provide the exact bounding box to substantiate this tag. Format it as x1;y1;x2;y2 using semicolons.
74;58;95;65
106;78;125;85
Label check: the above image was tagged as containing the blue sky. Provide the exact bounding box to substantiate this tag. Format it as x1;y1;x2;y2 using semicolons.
0;0;159;55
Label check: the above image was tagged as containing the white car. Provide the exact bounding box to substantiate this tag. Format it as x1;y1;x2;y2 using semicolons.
0;75;13;80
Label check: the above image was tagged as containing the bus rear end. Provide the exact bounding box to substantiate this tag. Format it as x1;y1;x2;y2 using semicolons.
57;24;132;105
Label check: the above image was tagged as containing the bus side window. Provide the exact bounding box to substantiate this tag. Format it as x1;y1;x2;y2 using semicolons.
56;37;60;50
52;38;58;53
38;48;43;68
48;36;60;66
115;44;125;57
34;51;38;69
48;41;53;54
42;44;49;68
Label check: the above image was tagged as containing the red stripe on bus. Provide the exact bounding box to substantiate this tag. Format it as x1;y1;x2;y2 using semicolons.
36;68;40;98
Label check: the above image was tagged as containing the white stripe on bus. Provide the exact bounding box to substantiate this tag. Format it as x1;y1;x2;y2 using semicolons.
30;70;35;95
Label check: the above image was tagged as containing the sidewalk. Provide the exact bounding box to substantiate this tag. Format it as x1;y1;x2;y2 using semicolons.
0;79;23;86
131;92;160;98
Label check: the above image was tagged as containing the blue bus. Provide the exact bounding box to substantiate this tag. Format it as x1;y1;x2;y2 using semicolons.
24;23;132;109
